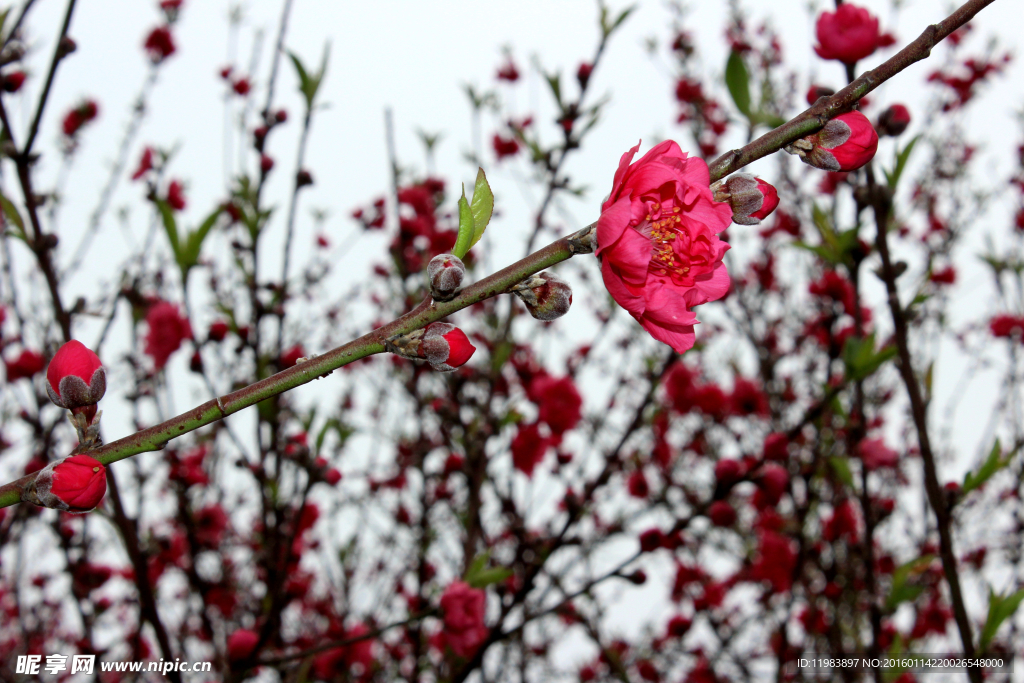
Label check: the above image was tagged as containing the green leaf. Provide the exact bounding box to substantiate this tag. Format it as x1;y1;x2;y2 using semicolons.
465;551;490;579
182;207;223;275
884;555;934;611
725;50;751;117
980;587;1024;651
0;191;25;240
464;550;513;588
468;167;493;250
0;9;10;43
842;333;897;381
156;198;181;263
544;71;563;108
289;43;330;110
886;134;922;190
467;567;514;588
452;185;475;260
963;439;1013;495
828;456;854;489
602;4;635;36
811;203;837;249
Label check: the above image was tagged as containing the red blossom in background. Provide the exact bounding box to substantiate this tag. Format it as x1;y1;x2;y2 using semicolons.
131;146;154;180
529;375;582;436
595;140;732;354
496;57;519;82
4;349;45;381
62;100;99;137
813;3;880;64
166;179;187;211
990;314;1024;339
144;301;193;370
143;26;176;62
440;581;488;659
511;422;548;477
492;133;520;160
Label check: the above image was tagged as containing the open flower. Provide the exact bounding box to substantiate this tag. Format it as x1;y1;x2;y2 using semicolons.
595;141;732;354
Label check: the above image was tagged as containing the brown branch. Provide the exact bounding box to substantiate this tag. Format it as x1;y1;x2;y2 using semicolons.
708;0;998;184
866;168;981;682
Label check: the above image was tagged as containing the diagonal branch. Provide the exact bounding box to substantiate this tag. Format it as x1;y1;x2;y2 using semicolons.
708;0;998;184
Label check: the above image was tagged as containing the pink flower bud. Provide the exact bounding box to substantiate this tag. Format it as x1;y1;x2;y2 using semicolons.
787;111;878;172
577;62;593;88
208;320;229;342
260;154;274;174
1;71;26;93
427;254;466;301
877;104;911;137
813;3;880;65
711;174;779;226
806;84;835;105
33;454;107;513
512;272;573;321
707;500;736;527
227;629;260;663
421;323;476;372
45;340;106;411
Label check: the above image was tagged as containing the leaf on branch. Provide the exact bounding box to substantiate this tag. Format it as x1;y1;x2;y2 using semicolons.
842;333;897;381
465;550;514;588
289;42;330;110
884;134;921;190
725;50;751;117
884;555;934;611
0;191;26;242
980;587;1024;651
452;185;475;260
962;439;1016;495
468;167;493;251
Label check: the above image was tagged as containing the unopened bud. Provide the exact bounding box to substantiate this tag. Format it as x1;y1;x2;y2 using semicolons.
785;111;878;172
876;104;911;137
711;174;779;226
806;84;835;105
385;322;476;372
296;169;314;188
57;37;77;59
421;323;475;372
427;254;466;301
46;340;106;412
511;272;572;321
27;454;107;513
